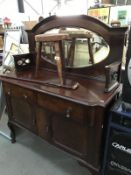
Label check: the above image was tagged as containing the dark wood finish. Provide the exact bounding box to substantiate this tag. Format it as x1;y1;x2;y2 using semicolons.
105;61;121;92
0;69;121;175
0;15;127;175
36;106;52;141
7;122;16;143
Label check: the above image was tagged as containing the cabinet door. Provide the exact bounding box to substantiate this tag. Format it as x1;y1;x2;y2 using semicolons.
52;113;103;170
4;83;36;131
36;106;51;141
52;115;90;156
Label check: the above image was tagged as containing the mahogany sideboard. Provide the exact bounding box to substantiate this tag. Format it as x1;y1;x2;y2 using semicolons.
0;15;127;175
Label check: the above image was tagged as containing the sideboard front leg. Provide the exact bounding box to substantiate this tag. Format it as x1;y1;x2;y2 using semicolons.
8;122;16;143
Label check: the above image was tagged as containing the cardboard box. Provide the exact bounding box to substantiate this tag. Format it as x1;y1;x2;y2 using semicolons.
0;36;3;49
22;21;37;30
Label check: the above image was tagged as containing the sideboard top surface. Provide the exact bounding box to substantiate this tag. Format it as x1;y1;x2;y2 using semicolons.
0;68;121;107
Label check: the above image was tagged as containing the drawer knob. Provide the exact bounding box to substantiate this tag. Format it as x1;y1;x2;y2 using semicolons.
66;108;72;118
23;95;27;99
7;91;11;95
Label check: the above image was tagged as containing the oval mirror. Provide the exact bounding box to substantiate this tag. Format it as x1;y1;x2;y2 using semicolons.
40;27;110;68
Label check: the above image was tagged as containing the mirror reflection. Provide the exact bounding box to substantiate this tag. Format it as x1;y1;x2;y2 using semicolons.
40;27;110;68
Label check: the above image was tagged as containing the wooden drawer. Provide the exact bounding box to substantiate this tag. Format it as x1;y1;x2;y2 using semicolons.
3;82;34;100
37;93;95;126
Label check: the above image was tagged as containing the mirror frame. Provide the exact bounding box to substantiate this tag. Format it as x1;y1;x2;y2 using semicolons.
27;15;127;78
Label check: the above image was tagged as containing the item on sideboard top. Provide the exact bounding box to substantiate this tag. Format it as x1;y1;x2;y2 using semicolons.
22;21;37;30
105;61;121;92
13;53;35;71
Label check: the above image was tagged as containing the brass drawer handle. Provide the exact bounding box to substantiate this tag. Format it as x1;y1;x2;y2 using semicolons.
66;107;72;118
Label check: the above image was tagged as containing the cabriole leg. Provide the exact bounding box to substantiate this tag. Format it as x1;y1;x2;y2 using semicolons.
8;122;16;143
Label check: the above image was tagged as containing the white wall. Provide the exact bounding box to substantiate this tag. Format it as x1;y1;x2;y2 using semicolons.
23;0;88;18
0;0;18;17
0;0;29;26
0;0;89;25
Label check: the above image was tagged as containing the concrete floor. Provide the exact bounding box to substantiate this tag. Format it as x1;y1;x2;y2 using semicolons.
0;114;91;175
